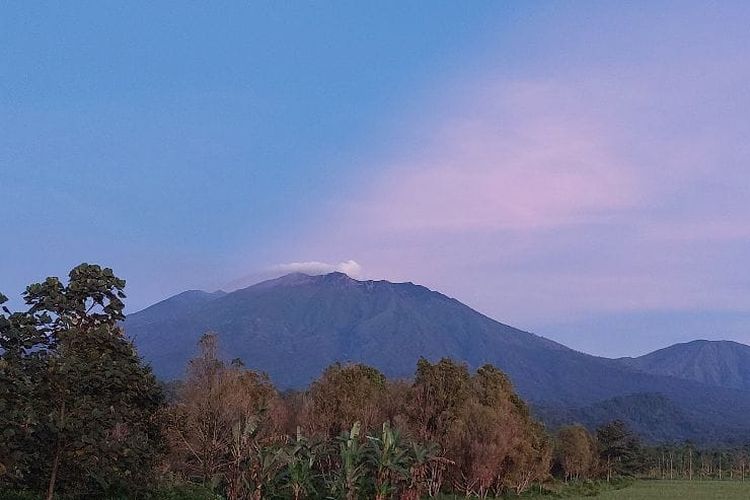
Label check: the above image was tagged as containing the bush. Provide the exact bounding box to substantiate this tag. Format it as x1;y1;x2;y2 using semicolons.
0;490;41;500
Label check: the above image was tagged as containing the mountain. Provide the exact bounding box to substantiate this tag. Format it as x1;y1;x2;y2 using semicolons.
125;272;750;443
619;340;750;391
535;394;698;443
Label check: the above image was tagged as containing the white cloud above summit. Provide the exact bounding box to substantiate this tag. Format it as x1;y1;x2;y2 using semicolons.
271;260;363;278
222;260;364;291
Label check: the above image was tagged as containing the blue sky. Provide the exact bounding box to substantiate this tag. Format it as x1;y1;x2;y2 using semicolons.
3;2;750;357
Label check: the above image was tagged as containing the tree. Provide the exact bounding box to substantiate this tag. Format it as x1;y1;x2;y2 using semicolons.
409;358;472;444
597;420;641;481
0;293;51;487
471;365;550;495
0;264;164;499
556;425;596;481
408;358;471;496
442;365;550;498
302;363;387;438
165;333;280;499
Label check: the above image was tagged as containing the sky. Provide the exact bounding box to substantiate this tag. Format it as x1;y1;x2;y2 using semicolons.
3;1;750;357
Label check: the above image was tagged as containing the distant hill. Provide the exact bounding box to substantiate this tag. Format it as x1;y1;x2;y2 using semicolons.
619;340;750;391
535;393;697;443
126;272;750;443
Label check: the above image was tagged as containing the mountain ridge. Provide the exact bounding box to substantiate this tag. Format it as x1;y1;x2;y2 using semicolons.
125;272;750;443
619;339;750;391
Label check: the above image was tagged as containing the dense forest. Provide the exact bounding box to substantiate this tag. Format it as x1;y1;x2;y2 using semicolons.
2;265;749;499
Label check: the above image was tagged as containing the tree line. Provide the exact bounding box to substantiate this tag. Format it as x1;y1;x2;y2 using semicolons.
1;265;748;499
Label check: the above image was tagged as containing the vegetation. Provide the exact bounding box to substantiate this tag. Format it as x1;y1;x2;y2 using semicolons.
3;264;750;499
0;264;163;499
569;480;750;499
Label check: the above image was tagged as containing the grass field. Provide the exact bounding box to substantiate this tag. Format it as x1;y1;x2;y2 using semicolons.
569;480;750;499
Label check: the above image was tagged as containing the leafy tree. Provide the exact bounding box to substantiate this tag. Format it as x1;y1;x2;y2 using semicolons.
0;293;50;486
555;425;596;481
0;264;164;499
165;333;280;498
302;363;387;438
410;358;472;444
406;361;550;498
597;420;641;481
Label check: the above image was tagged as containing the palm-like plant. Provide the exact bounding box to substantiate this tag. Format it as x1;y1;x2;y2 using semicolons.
225;412;283;500
328;422;368;500
225;415;261;500
247;444;284;500
280;427;319;500
367;422;411;500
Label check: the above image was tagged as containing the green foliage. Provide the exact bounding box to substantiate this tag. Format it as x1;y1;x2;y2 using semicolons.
0;264;164;499
327;422;369;500
411;357;472;445
367;422;410;499
597;420;642;479
304;363;387;438
146;483;223;500
0;490;41;500
279;429;319;500
555;426;597;481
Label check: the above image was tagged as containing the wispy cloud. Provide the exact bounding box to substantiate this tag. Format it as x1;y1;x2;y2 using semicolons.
357;81;640;233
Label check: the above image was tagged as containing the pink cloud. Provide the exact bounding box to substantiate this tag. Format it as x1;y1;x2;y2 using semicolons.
290;52;750;336
355;82;640;233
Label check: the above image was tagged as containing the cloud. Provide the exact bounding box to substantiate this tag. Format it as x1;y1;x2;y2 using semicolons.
222;260;364;291
297;62;750;335
355;81;640;233
272;260;363;279
274;5;750;354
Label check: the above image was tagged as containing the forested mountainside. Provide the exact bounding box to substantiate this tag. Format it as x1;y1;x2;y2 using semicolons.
126;272;750;443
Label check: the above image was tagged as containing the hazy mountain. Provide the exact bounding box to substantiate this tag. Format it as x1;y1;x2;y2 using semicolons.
619;340;750;391
125;272;750;443
535;393;698;443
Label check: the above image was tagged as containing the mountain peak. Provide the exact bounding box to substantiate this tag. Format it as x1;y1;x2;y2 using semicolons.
125;274;750;443
621;339;750;391
249;271;360;290
318;271;359;285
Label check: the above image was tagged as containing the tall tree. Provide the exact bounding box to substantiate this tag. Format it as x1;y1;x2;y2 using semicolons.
597;420;641;481
555;425;596;481
302;363;387;438
0;293;50;486
165;333;280;499
1;264;164;499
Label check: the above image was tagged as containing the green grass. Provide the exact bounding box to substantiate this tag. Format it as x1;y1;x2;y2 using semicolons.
568;480;750;499
441;479;750;499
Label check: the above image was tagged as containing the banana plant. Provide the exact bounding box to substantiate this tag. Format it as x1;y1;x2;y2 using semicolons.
402;441;442;500
247;444;284;500
225;411;283;500
280;427;319;500
367;422;411;500
225;415;261;500
327;422;368;500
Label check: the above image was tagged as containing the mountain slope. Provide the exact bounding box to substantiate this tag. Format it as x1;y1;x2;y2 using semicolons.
125;272;750;443
619;340;750;391
535;393;699;443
